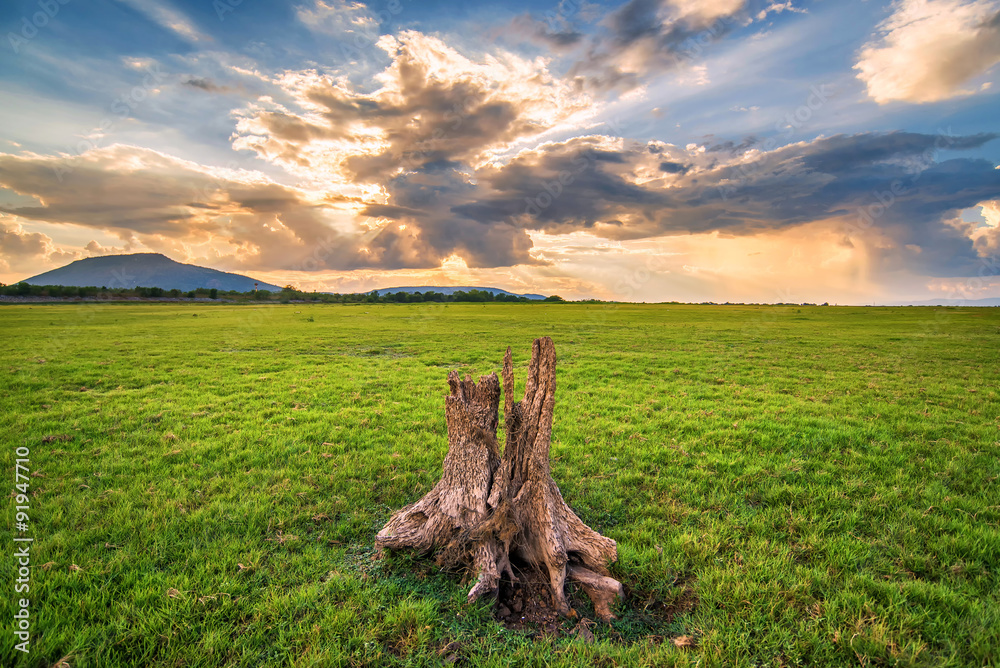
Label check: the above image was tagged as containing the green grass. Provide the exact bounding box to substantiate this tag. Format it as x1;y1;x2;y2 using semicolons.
1;302;998;667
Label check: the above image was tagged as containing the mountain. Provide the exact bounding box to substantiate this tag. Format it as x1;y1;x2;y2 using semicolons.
20;253;282;292
373;286;546;300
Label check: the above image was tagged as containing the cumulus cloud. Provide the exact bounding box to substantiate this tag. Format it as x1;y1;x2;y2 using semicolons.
981;200;1000;227
84;240;133;256
855;0;1000;104
0;217;78;276
230;30;597;267
969;199;1000;254
233;31;594;183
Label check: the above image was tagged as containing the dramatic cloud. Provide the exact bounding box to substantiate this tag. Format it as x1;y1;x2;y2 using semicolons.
0;143;539;271
1;1;997;300
0;146;381;271
233;31;594;183
855;0;1000;104
454;131;1000;276
0;217;77;276
3;127;996;280
229;29;596;267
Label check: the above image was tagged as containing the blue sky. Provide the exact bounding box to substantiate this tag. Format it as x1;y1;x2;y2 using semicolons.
1;0;999;302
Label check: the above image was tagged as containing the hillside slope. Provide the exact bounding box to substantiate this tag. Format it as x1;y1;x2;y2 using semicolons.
21;253;282;292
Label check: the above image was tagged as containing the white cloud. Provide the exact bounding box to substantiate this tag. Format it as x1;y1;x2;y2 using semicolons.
669;0;746;22
755;2;808;21
855;0;1000;104
115;0;211;43
295;0;380;37
981;200;1000;227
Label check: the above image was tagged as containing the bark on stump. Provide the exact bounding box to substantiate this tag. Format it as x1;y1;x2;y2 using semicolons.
376;337;624;621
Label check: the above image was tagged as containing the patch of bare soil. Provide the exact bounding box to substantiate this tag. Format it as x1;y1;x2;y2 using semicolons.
495;569;565;636
493;565;698;644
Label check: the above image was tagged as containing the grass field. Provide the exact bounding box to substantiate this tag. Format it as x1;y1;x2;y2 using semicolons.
2;302;999;667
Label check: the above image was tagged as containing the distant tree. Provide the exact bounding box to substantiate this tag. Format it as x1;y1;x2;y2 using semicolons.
544;295;566;302
209;288;218;299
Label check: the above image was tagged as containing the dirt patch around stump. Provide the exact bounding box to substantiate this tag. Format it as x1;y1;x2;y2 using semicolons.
493;565;698;644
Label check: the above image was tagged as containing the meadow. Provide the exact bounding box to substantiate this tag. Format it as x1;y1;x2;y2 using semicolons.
1;302;998;667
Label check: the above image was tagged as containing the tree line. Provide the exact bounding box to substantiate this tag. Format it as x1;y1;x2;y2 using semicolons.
0;282;565;303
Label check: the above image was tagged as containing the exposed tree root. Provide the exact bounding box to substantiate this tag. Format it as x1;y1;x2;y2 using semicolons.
376;337;624;621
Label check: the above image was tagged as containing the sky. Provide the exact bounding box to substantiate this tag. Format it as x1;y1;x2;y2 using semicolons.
1;0;999;303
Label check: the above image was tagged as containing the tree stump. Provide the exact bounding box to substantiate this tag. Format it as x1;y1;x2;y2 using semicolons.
376;337;624;621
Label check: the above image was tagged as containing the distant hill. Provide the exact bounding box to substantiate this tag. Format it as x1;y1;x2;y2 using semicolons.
373;286;546;300
884;298;1000;307
21;253;282;292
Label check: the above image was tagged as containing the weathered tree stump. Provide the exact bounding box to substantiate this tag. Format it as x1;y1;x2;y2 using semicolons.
376;337;624;621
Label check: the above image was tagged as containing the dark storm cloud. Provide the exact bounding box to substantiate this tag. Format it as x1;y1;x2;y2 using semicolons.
451;131;1000;276
366;168;541;268
796;131;998;173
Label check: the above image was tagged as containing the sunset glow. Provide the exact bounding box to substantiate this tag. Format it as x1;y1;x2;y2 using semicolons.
1;0;999;301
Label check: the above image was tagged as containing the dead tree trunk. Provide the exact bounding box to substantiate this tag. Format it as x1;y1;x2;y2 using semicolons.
376;337;624;621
